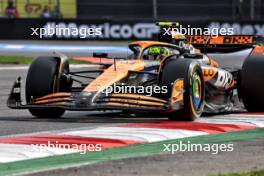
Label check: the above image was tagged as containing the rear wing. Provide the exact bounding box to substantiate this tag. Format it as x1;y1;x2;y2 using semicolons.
156;22;264;45
186;35;261;53
186;35;254;45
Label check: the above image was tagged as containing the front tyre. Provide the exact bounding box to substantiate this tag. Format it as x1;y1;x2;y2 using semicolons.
161;58;205;121
26;57;66;118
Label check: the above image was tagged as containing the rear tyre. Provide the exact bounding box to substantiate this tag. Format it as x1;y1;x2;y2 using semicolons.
26;57;66;118
240;56;264;111
161;58;205;121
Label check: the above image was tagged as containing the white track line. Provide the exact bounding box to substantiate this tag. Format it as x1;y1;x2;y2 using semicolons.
0;66;28;70
0;65;98;70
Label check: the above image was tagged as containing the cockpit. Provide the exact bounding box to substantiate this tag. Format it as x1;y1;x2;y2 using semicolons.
128;42;180;61
142;46;179;61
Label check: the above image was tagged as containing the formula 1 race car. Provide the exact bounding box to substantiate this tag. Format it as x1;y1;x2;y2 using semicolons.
7;34;264;120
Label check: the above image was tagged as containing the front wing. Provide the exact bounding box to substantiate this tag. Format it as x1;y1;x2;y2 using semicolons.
7;77;183;113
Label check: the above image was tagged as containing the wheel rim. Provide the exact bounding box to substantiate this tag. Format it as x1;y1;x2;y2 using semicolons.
192;72;202;110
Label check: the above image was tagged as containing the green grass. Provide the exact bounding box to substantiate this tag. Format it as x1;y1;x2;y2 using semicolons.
69;59;89;64
0;56;33;64
211;170;264;176
0;56;88;65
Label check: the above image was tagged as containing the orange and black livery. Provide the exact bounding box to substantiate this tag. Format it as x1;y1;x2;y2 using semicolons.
7;31;264;120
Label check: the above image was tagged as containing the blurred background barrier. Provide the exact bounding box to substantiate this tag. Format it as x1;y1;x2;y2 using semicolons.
76;0;264;21
0;0;76;18
0;19;264;40
0;0;263;40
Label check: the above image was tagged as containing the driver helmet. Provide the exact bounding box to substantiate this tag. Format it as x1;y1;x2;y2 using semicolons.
172;32;187;45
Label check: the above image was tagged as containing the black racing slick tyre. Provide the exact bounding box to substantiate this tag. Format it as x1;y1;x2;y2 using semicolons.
240;56;264;112
161;58;205;121
26;57;66;118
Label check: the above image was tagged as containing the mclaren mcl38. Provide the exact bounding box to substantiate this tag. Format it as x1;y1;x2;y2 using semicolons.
7;35;264;120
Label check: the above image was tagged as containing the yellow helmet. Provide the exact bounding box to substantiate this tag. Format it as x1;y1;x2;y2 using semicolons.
172;32;186;41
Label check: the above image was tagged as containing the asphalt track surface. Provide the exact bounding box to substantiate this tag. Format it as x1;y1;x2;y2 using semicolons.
0;65;263;176
0;41;263;176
